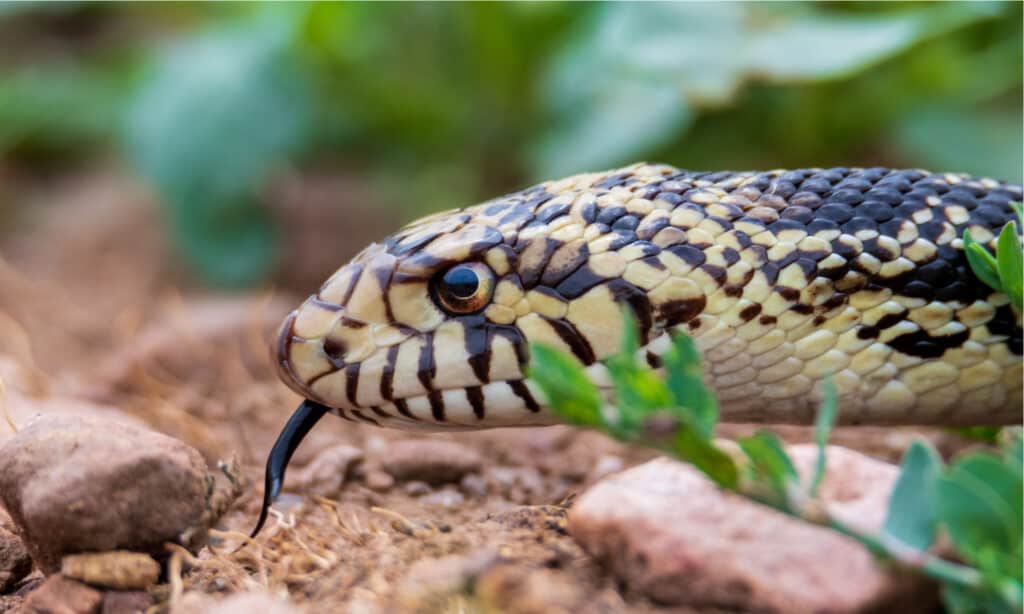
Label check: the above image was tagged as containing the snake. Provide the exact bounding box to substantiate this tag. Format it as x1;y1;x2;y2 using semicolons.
251;163;1023;536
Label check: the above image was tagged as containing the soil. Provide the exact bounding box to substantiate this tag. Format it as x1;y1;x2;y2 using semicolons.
0;166;978;613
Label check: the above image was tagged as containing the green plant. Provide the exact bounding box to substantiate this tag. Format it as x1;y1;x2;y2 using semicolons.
528;309;1023;613
963;203;1023;313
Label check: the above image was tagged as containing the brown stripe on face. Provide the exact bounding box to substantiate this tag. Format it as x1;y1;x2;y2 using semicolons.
418;332;436;391
394;398;418;420
345;362;360;405
380;344;400;401
319;262;364;306
509;380;541;412
428;390;445;421
463;319;492;383
544;317;596;364
466;385;485;419
374;260;399;322
370;406;390;418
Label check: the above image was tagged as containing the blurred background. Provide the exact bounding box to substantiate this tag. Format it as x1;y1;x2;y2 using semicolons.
0;2;1021;291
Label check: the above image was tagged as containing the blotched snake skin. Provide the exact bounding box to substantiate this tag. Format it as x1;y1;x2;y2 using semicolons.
276;164;1022;429
251;163;1024;536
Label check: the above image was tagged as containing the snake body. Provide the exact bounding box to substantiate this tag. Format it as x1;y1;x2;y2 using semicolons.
275;164;1023;428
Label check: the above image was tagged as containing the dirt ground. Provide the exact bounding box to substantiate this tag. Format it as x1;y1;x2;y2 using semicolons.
0;167;977;613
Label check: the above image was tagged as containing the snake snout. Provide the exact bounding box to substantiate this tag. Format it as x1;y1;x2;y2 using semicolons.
274;310;316;399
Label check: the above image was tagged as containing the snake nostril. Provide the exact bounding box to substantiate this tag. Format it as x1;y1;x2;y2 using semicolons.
323;336;347;362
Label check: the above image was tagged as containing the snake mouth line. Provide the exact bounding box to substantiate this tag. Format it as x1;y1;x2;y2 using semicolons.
309;378;557;431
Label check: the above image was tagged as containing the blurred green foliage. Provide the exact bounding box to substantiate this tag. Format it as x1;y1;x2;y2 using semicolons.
0;2;1020;286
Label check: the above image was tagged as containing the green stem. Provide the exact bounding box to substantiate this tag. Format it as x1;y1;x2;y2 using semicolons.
827;517;984;589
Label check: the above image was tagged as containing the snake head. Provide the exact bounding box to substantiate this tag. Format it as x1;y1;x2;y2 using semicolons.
273;186;631;429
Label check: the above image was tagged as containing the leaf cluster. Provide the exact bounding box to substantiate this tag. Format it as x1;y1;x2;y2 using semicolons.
963;203;1023;312
528;308;1023;613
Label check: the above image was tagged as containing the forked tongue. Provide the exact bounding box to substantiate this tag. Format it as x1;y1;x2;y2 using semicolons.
250;399;329;537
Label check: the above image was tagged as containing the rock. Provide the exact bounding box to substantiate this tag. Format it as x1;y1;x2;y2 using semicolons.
20;574;103;614
172;591;298;614
403;481;432;496
589;455;624;481
0;394;148;446
381;439;483;485
0;525;32;592
569;446;937;613
291;444;363;497
459;473;488;498
100;591;154;614
393;550;500;612
486;466;545;504
475;564;583;614
364;469;394;492
61;552;160;590
0;414;209;571
420;487;465;509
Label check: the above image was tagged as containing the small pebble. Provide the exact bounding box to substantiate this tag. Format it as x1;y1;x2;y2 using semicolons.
420;488;465;509
403;481;432;496
292;444;364;497
61;551;160;590
101;590;154;614
459;473;488;498
364;470;395;492
590;455;624;480
20;574;102;614
382;440;482;485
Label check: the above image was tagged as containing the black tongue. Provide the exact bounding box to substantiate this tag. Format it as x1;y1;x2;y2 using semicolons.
250;399;329;538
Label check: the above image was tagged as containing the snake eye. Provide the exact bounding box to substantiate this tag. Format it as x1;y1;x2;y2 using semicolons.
431;262;495;314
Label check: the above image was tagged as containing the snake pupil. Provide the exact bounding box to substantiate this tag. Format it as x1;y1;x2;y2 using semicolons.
443;266;479;299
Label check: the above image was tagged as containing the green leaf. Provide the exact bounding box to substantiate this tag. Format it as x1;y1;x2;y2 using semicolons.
942;582;1019;614
526;343;604;428
662;333;718;440
1003;428;1023;479
809;373;838;497
1012;203;1024;229
963;229;1003;293
739;430;798;505
672;426;739;490
601;307;674;436
996;220;1022;310
937;453;1023;581
125;11;311;287
884;440;943;550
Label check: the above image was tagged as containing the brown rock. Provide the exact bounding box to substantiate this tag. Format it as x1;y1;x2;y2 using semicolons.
20;574;102;614
100;591;153;614
290;443;363;497
569;446;937;613
61;551;160;590
475;564;583;614
0;525;32;592
393;550;500;612
381;439;482;485
0;414;209;571
0;394;148;447
364;469;394;492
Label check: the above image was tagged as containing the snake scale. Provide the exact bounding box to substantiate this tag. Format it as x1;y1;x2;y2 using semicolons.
252;163;1023;535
